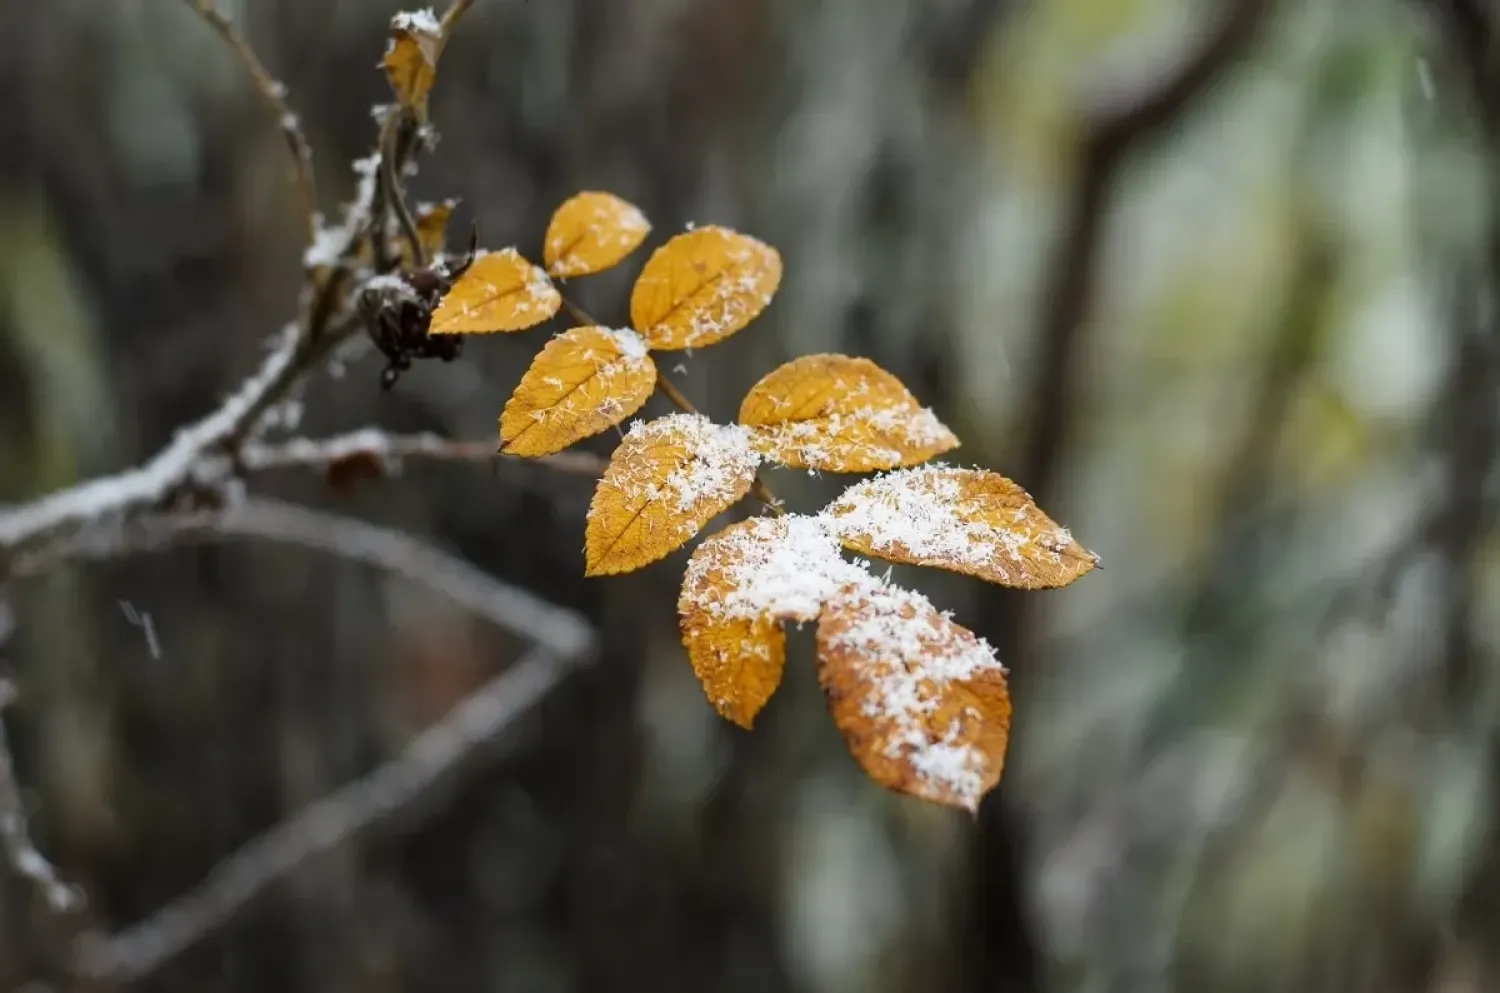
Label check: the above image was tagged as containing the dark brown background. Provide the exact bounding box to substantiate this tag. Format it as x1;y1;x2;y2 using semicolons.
2;1;1498;991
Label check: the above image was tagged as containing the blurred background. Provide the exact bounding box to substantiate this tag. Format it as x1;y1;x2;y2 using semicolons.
1;0;1497;990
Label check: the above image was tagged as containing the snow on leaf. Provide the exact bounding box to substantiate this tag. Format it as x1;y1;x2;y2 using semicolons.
500;327;657;457
629;226;782;350
816;584;1011;813
739;354;959;472
428;248;561;334
585;413;762;576
821;465;1099;589
678;515;873;727
544;191;651;278
382;11;443;108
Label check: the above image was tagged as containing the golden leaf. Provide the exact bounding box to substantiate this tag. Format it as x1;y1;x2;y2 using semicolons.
500;327;658;457
822;466;1099;589
585;413;761;576
382;11;443;109
429;249;561;334
817;585;1011;813
739;354;959;472
396;199;460;269
629;226;782;350
679;519;800;727
543;191;651;278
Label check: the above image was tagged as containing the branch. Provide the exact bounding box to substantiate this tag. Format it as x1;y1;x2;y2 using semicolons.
0;681;83;915
0;321;351;571
72;645;572;983
1017;0;1274;504
183;0;318;240
12;497;595;661
239;428;608;478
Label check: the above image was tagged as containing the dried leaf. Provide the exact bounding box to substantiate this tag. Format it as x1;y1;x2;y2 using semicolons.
585;414;761;576
678;516;865;726
429;249;561;334
500;327;657;457
399;198;459;268
382;11;443;108
817;585;1011;812
629;226;782;350
544;192;651;278
739;354;959;472
325;450;387;495
823;466;1099;589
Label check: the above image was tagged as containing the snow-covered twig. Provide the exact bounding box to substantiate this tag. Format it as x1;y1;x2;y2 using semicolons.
0;681;83;915
240;428;608;478
72;644;575;983
183;0;318;239
0;320;354;572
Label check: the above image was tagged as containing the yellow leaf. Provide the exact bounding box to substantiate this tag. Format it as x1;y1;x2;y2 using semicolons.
429;249;561;334
500;327;658;457
382;11;443;109
817;585;1011;813
823;466;1099;589
585;413;762;576
543;192;652;278
397;198;459;269
678;518;819;728
629;226;782;350
739;354;959;472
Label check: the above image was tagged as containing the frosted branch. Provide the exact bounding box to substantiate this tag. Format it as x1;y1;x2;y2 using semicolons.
240;428;608;478
184;0;319;237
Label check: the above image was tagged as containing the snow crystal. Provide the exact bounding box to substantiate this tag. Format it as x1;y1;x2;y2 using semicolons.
623;414;762;514
600;328;649;361
391;8;441;34
694;515;871;624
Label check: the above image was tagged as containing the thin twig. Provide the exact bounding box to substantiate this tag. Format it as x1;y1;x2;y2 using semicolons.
183;0;318;240
439;0;481;41
653;373;699;416
240;428;607;478
72;645;573;983
0;681;83;915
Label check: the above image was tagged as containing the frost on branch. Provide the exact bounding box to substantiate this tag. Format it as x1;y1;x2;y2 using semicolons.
629;226;782;350
428;249;561;334
584;414;762;576
824;465;1100;589
817;585;1010;814
739;354;959;472
544;192;651;278
500;327;657;457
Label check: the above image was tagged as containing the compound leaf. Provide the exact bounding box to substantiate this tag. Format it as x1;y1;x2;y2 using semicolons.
501;327;657;457
817;585;1011;813
429;248;561;334
822;465;1099;589
585;413;761;576
629;226;781;350
739;354;958;472
544;192;651;278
